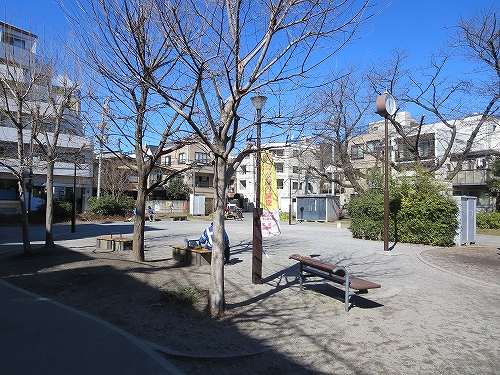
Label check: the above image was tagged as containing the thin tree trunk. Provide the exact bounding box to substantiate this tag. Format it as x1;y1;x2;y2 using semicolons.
17;178;32;255
45;161;55;248
132;180;147;262
209;156;226;317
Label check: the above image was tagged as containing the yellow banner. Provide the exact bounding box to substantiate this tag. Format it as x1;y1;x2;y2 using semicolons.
260;152;279;210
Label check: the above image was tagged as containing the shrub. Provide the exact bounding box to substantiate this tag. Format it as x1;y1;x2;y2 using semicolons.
396;194;458;246
476;211;500;229
87;194;135;216
349;167;458;246
348;194;384;240
35;199;72;221
280;211;292;222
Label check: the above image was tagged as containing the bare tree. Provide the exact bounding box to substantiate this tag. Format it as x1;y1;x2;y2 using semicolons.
29;56;86;248
146;0;374;316
67;0;192;262
68;0;375;316
367;7;500;179
309;66;373;194
98;157;134;198
0;25;46;255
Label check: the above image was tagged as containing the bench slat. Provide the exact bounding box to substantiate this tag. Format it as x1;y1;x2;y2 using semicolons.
302;266;380;290
290;254;343;275
290;254;381;290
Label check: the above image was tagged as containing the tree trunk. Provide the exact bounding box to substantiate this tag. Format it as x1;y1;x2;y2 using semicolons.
17;178;32;255
209;156;227;317
45;160;55;248
132;181;147;262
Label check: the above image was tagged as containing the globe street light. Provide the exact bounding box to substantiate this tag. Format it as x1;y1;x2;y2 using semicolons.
251;95;267;284
375;92;396;251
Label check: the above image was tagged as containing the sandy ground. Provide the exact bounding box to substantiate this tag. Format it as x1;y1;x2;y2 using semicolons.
0;219;499;375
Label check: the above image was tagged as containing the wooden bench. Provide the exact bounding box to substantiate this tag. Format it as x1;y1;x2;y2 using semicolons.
171;244;211;266
96;234;133;251
290;254;381;311
171;216;188;221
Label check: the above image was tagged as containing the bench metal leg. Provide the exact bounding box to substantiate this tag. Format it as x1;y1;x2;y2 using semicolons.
299;263;304;291
333;266;355;312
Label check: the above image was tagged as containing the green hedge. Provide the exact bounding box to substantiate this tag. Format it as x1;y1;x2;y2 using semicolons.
35;199;72;220
476;212;500;229
87;194;135;216
349;168;458;246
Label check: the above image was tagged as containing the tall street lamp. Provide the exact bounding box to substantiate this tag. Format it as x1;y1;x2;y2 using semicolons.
375;92;396;251
97;97;110;199
251;95;267;284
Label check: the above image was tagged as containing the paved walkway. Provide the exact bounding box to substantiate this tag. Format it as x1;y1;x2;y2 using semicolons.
1;219;499;374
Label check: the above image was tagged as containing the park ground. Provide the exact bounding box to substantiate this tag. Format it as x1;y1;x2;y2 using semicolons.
1;219;499;374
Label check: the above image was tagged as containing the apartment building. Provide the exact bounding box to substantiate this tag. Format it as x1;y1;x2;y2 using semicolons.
0;21;93;214
347;112;500;211
235;136;321;212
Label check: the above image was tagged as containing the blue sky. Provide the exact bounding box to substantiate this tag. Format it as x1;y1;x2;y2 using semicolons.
4;0;497;71
336;0;498;72
3;0;498;141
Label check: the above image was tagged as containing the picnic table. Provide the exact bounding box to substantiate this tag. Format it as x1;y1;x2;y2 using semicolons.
171;244;212;266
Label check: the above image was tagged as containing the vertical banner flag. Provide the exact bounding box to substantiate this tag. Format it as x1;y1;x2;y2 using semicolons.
260;152;281;237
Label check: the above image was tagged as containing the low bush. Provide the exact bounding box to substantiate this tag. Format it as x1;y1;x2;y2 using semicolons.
35;199;72;221
476;211;500;229
87;194;135;216
349;167;458;246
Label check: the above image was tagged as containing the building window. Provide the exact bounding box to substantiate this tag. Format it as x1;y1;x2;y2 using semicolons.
195;152;210;164
292;181;299;190
178;152;186;164
418;140;432;159
292;166;299;173
163;155;171;166
293;149;300;157
54;186;65;199
396;134;435;162
351;144;364;159
2;32;26;49
129;173;138;183
239;180;247;190
274;149;284;157
240;165;247;174
275;163;284;173
366;140;382;154
396;143;410;161
196;176;210;188
149;170;162;183
277;179;284;189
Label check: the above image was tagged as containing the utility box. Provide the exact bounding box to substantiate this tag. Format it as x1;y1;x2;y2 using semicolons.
190;194;205;215
296;195;340;222
454;196;477;246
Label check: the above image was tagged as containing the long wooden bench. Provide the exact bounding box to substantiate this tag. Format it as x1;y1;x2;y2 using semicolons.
171;244;212;266
96;234;133;251
290;254;381;311
170;216;188;221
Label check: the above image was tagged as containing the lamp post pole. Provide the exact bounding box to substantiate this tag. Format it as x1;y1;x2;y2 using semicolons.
97;98;110;199
383;116;389;251
289;178;292;225
72;162;77;233
251;95;267;284
375;92;396;252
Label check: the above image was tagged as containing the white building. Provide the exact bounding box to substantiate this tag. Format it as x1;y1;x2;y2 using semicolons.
0;21;93;214
348;112;500;211
235;136;321;213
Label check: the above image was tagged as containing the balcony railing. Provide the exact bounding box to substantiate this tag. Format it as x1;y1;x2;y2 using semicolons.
450;169;490;185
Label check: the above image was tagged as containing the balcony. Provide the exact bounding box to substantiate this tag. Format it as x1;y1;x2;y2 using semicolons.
450;169;490;185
